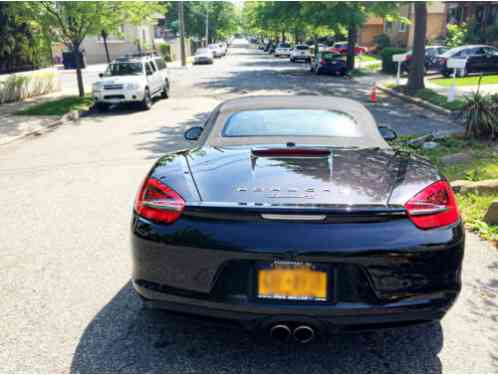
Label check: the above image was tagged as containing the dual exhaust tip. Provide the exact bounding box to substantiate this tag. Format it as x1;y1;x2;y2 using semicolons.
270;324;315;344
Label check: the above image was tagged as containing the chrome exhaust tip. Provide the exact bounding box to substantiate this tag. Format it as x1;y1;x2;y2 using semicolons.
293;325;315;344
270;324;292;343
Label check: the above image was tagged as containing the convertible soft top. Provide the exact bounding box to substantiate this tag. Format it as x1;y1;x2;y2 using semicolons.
202;95;390;149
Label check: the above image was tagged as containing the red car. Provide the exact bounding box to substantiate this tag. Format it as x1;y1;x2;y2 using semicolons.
330;42;367;55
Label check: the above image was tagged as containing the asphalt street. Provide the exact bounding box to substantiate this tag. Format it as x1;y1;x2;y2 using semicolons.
0;48;497;373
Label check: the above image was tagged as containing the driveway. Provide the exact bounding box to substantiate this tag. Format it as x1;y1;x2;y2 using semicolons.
0;48;495;373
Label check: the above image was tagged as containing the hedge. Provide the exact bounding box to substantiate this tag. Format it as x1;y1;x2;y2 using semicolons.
0;70;59;104
159;43;172;62
381;47;407;74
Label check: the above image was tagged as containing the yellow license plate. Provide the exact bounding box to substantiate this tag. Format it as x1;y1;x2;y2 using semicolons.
258;264;327;301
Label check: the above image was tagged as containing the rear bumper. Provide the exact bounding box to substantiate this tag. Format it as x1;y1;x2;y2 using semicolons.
131;214;464;331
135;282;457;332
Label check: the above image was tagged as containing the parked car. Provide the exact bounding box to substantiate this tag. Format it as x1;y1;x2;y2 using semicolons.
193;48;214;65
290;45;311;63
330;41;367;55
230;38;250;48
131;95;464;343
208;43;225;58
401;45;449;73
438;45;498;77
274;43;292;58
310;51;348;75
92;54;169;111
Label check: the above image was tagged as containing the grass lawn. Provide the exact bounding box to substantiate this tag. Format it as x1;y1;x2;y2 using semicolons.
358;54;379;62
430;74;498;87
387;85;465;111
393;136;498;243
16;96;95;116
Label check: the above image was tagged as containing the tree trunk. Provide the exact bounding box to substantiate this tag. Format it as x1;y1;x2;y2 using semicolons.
101;30;111;63
72;44;84;97
346;21;357;71
281;30;285;43
407;2;427;94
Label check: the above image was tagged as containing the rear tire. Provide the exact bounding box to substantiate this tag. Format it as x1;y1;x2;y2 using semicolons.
161;80;169;99
141;88;152;111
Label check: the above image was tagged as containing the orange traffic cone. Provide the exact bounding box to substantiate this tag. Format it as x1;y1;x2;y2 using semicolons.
370;83;377;103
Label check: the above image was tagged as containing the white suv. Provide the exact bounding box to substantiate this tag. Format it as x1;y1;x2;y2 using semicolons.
290;45;311;63
274;43;292;58
92;55;170;111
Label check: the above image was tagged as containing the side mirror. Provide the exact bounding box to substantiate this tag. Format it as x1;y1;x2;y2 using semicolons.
378;126;398;141
184;126;203;141
98;73;104;78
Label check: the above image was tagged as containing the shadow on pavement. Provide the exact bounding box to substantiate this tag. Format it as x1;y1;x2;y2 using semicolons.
71;282;443;373
132;110;209;159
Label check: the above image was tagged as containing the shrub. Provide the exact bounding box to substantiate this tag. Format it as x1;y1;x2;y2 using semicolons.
458;89;498;140
381;47;406;74
0;70;59;104
373;33;391;52
159;43;172;62
445;23;468;48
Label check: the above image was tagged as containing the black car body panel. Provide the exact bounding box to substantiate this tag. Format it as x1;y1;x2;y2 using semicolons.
131;141;464;332
439;45;498;76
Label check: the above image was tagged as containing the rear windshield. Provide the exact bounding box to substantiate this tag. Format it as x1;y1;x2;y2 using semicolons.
223;109;361;138
321;52;341;60
296;45;309;50
196;49;209;54
279;43;291;48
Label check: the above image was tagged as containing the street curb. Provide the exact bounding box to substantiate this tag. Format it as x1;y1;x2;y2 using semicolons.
0;109;86;146
378;85;453;117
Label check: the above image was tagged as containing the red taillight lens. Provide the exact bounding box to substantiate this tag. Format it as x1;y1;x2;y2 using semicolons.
404;180;459;229
406;55;413;61
252;148;330;157
134;177;185;224
320;59;326;65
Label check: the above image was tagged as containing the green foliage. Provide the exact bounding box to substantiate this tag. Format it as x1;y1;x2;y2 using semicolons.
373;33;391;51
445;23;468;48
0;3;52;73
380;47;406;74
159;44;172;62
457;86;498;139
17;96;94;116
0;71;58;104
458;194;498;241
414;88;465;111
165;1;239;42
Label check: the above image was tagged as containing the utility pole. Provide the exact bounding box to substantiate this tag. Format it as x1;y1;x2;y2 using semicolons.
178;1;186;67
205;12;209;47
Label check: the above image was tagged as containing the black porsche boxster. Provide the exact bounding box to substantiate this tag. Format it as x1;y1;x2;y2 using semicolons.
131;96;464;343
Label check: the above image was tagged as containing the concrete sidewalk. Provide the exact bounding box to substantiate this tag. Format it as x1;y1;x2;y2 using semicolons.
0;92;68;145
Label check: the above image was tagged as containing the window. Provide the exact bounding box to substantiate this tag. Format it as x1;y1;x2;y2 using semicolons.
145;62;154;75
398;22;406;32
384;21;393;32
155;58;166;70
104;62;143;76
223;110;361;138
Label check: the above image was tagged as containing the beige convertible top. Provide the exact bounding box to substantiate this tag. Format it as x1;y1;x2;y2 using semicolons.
199;95;390;149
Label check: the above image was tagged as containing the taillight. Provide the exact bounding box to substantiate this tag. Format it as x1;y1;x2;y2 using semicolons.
320;59;326;65
134;177;185;224
406;55;413;61
252;148;330;157
404;180;459;230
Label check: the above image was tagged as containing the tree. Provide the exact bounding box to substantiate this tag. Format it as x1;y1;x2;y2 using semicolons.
98;2;167;63
0;2;52;73
164;1;239;43
28;2;107;97
407;2;427;93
